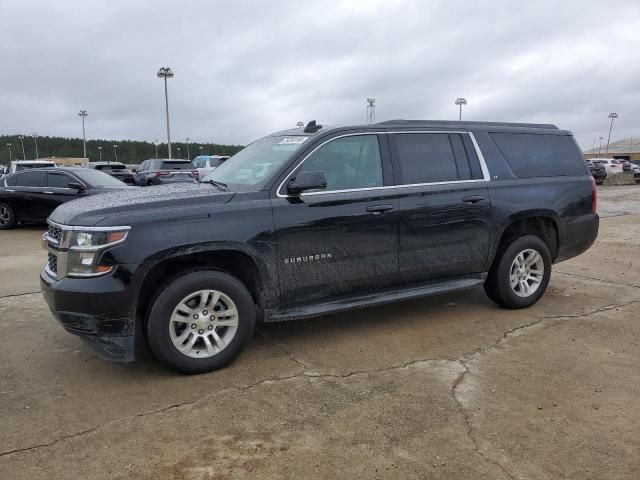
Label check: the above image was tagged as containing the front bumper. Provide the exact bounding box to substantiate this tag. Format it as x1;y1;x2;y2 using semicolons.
40;268;137;362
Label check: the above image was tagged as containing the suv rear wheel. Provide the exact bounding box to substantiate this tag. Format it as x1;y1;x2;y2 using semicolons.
0;202;17;230
146;270;255;374
484;235;552;309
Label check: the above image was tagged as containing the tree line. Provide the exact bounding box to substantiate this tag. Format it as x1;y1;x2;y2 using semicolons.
0;134;244;164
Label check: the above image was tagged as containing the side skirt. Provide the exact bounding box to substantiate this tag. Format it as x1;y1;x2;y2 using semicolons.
264;273;487;323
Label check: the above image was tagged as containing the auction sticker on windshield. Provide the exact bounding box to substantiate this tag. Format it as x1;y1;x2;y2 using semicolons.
278;136;309;145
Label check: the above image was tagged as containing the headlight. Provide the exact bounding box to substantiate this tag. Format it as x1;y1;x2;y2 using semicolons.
67;228;130;277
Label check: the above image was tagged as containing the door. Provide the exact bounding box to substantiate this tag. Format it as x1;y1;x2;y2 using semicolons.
44;172;85;214
272;133;399;306
12;171;47;221
389;132;492;283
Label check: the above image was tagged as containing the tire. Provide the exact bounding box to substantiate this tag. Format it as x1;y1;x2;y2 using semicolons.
0;202;17;230
146;270;256;374
484;234;552;309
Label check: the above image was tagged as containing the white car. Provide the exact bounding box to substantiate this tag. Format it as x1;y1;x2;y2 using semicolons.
193;155;229;178
591;158;624;175
8;160;56;175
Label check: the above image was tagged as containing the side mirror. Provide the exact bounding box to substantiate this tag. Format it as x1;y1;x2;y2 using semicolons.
68;182;85;191
287;171;327;195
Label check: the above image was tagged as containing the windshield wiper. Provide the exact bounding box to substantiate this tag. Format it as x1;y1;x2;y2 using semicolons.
203;179;228;191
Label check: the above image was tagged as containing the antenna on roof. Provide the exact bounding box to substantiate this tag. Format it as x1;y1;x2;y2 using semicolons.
304;120;322;133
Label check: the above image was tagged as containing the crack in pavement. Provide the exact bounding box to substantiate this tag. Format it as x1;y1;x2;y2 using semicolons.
555;270;640;289
0;291;41;299
3;297;638;469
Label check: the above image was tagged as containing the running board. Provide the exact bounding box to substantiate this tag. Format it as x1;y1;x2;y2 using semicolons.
265;274;486;322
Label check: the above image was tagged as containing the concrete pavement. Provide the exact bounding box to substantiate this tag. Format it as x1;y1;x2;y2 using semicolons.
0;186;638;479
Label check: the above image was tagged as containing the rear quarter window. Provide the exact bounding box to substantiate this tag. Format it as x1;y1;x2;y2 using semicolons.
490;133;585;177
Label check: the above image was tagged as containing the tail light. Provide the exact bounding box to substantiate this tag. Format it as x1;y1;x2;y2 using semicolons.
156;170;170;176
591;176;597;213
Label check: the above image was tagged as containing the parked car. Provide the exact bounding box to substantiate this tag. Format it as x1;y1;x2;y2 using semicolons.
0;167;130;229
41;120;598;373
85;161;135;185
619;160;633;173
8;160;56;174
585;160;606;184
193;155;230;178
133;159;198;186
591;158;624;175
630;160;640;182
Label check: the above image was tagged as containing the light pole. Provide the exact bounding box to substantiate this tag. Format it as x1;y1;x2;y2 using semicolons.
199;146;204;156
177;147;181;158
6;143;12;161
98;146;102;162
185;137;190;160
455;98;467;121
157;67;174;158
113;144;118;162
605;112;618;154
598;136;603;156
78;110;88;158
18;135;26;160
33;133;39;159
366;98;376;124
153;139;159;158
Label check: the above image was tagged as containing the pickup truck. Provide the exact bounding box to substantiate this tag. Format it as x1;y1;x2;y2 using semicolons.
41;120;599;373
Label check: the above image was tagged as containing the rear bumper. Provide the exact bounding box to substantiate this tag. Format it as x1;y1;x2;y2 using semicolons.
40;268;137;362
555;213;599;263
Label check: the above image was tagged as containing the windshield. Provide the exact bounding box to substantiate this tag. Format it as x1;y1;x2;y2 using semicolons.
96;164;127;171
202;136;309;190
73;169;127;187
160;161;194;170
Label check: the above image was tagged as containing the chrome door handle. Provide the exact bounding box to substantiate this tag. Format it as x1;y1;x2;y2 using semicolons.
462;195;485;203
366;204;394;215
43;191;55;194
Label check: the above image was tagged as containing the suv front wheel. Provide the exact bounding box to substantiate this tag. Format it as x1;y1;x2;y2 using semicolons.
146;270;256;374
484;235;552;309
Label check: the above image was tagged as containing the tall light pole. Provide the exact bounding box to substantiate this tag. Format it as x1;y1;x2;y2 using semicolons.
153;139;159;158
6;143;12;161
185;137;190;159
605;112;618;154
157;67;174;158
113;144;118;162
33;133;39;159
598;136;603;156
98;146;102;162
366;98;376;124
78;110;88;158
18;135;26;160
455;98;467;121
199;146;204;156
177;147;182;158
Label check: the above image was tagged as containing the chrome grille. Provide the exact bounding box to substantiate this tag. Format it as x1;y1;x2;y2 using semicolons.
47;224;63;244
47;252;58;274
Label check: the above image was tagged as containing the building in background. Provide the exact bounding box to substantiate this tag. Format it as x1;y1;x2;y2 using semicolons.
41;157;88;166
583;137;640;161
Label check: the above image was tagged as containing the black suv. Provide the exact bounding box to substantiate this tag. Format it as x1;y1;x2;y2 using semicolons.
133;159;198;186
41;120;599;373
86;162;135;185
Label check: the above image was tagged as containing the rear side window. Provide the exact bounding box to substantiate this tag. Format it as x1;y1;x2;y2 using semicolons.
491;133;585;177
392;133;482;184
14;171;45;187
161;161;193;170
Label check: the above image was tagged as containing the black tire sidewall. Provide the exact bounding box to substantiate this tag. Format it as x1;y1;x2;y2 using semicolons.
495;235;552;308
0;202;17;230
146;270;255;374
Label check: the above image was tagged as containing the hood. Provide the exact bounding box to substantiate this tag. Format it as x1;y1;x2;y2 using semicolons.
50;183;235;226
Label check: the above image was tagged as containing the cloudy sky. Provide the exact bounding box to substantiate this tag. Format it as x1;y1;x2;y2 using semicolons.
1;0;638;149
